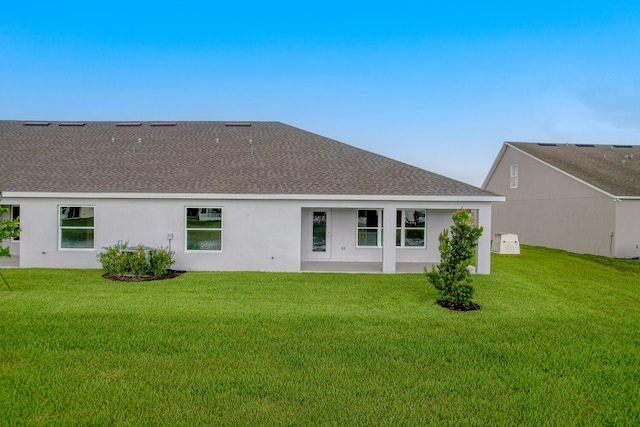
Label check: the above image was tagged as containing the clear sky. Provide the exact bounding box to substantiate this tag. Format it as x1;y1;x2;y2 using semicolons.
1;1;639;186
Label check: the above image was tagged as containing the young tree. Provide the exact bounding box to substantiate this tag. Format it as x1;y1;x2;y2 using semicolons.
425;209;483;309
0;199;21;258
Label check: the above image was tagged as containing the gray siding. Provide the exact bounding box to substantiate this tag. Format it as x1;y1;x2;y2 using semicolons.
614;200;640;258
485;145;616;257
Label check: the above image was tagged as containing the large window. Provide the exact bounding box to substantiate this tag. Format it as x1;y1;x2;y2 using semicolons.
357;209;382;247
186;207;222;251
59;206;94;249
396;209;426;247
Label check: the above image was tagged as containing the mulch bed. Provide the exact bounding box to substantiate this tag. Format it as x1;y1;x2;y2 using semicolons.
436;300;481;312
103;270;186;282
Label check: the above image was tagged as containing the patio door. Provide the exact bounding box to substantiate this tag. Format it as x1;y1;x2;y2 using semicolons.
309;210;331;259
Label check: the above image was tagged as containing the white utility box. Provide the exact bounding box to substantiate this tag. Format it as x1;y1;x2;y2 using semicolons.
492;233;520;254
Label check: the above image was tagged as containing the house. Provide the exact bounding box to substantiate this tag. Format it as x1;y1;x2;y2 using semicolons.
0;120;503;272
483;142;640;258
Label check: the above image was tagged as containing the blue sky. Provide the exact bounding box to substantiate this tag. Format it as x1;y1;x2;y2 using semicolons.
1;1;639;186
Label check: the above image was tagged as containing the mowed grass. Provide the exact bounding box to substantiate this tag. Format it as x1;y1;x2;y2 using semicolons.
0;246;638;426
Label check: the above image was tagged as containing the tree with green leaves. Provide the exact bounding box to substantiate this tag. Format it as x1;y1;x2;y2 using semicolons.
425;209;483;309
1;200;21;258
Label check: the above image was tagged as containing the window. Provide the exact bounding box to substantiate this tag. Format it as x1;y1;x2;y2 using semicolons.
396;209;426;247
11;206;19;241
186;207;222;251
59;206;94;249
510;165;518;188
357;209;382;247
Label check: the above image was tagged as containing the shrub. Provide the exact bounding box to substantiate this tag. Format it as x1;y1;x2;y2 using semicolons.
150;247;175;277
98;242;175;278
98;242;128;275
425;209;483;307
125;245;153;277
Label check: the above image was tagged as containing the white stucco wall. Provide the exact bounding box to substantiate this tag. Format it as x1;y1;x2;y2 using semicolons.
7;195;496;272
15;197;301;271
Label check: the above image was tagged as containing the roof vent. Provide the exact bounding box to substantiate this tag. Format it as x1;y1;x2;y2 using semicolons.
150;122;176;126
575;144;594;147
23;122;50;126
612;145;633;148
225;122;251;127
59;122;85;127
116;122;142;127
537;143;557;147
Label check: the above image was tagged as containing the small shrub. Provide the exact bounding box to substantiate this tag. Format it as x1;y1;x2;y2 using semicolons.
98;242;175;278
425;209;483;308
98;242;128;275
126;245;153;277
150;247;175;277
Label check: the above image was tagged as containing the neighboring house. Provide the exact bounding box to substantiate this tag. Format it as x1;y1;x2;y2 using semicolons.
0;120;502;272
483;142;640;258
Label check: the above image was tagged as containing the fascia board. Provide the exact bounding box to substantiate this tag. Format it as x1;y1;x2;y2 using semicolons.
2;191;505;203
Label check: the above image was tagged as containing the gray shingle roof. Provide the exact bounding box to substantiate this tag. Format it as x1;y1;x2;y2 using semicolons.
508;142;640;197
0;120;493;197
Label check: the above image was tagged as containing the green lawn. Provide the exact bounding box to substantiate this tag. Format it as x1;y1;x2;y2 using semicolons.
0;246;638;426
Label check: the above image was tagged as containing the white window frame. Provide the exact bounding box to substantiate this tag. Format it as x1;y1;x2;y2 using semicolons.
185;207;223;252
58;206;95;251
510;165;518;189
396;209;427;248
356;209;383;248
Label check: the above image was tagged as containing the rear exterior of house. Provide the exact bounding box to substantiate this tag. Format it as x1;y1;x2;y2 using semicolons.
483;142;640;258
1;121;502;273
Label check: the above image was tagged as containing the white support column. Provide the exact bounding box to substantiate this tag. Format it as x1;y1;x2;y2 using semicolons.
382;205;397;273
476;204;492;274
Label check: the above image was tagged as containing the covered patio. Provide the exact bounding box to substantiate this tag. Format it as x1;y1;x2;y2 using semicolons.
299;201;492;274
